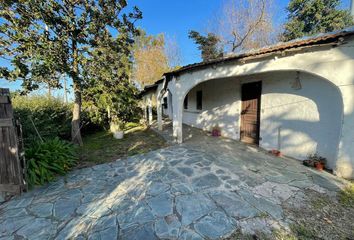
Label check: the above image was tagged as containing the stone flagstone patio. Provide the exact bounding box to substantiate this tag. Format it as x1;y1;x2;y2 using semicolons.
0;125;349;240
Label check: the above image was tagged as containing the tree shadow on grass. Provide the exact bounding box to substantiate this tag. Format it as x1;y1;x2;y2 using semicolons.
77;126;167;168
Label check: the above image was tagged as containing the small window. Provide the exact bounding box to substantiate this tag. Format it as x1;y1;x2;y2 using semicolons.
163;97;168;109
196;91;202;110
184;94;188;109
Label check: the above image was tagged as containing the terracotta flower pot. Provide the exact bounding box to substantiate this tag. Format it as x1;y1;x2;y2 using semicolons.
314;162;325;171
270;149;282;157
212;129;221;137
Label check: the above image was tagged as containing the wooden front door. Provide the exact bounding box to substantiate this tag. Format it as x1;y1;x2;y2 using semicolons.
240;81;262;144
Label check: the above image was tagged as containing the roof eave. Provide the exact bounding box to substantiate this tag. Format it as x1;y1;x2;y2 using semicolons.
164;28;354;77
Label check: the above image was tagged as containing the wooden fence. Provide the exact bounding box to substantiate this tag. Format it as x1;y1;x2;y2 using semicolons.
0;88;26;196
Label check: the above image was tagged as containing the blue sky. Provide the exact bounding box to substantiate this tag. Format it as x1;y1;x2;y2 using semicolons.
130;0;290;64
0;0;352;91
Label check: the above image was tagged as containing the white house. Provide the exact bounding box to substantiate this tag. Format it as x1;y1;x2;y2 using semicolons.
141;27;354;179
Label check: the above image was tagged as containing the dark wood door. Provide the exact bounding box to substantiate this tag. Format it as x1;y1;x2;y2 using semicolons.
240;81;262;144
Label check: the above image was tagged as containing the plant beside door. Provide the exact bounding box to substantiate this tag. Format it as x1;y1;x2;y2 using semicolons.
303;153;327;171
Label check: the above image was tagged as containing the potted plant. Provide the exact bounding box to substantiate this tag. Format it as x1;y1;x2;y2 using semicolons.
303;159;314;167
211;125;221;137
269;149;282;157
306;153;326;171
110;118;125;139
314;159;326;171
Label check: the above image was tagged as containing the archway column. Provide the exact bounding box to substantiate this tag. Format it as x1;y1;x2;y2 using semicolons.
157;104;162;130
143;101;148;123
156;84;164;131
170;78;183;143
147;96;153;126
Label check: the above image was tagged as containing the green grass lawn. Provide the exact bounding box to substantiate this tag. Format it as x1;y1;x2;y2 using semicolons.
78;124;167;168
339;182;354;207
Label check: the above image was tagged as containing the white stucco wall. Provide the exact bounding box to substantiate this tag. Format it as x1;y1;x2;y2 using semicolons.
182;78;241;140
259;72;342;170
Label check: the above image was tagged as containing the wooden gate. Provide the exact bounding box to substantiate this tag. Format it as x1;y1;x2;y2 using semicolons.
240;81;262;145
0;88;26;196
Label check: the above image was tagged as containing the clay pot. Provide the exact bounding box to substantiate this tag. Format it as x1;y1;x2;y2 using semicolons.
270;149;282;157
212;129;221;137
314;162;325;171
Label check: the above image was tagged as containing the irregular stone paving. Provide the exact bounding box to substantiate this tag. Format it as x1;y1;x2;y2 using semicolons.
0;130;349;240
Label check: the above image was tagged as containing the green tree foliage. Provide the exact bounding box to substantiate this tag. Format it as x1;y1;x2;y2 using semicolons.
0;0;142;145
282;0;354;41
188;31;223;62
82;32;140;128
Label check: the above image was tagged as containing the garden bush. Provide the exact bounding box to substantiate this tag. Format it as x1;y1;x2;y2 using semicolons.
12;95;72;144
26;138;77;186
12;94;102;145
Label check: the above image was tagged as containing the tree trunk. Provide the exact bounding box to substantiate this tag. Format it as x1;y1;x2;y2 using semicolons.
71;40;83;146
64;77;68;104
48;84;51;99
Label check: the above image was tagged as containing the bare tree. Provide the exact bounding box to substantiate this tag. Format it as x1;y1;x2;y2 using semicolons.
165;35;183;69
211;0;277;53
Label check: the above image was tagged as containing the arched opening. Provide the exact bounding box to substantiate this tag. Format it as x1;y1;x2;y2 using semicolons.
178;70;343;169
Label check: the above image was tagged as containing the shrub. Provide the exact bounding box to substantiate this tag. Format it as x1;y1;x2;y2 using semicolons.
26;138;77;186
12;94;102;145
307;153;327;164
12;95;72;144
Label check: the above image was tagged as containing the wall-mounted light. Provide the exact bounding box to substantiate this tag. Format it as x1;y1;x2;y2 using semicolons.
291;71;302;90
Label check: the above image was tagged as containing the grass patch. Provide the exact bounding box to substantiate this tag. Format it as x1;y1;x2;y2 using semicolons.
289;224;317;240
282;190;354;239
339;183;354;208
272;230;297;240
311;196;331;210
78;124;166;168
224;229;297;240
